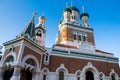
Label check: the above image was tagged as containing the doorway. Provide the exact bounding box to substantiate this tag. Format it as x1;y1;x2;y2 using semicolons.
3;68;14;80
20;68;32;80
86;71;94;80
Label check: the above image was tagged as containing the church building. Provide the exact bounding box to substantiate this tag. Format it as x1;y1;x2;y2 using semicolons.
0;4;120;80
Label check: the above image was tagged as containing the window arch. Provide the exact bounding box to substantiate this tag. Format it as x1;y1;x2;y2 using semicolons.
72;30;77;40
42;68;49;80
111;73;115;80
76;71;81;80
1;52;16;66
56;64;69;80
81;62;99;80
99;72;105;80
36;29;42;37
78;32;82;41
5;56;14;63
109;69;119;80
59;71;64;80
3;55;15;80
25;58;36;66
44;52;50;65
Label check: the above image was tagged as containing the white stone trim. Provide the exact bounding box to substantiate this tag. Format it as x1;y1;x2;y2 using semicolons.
16;43;25;64
42;67;49;73
75;70;81;75
39;54;43;71
21;54;39;71
60;24;93;33
41;68;49;80
24;41;44;55
51;53;118;64
56;64;69;80
56;64;69;74
109;69;119;80
4;41;22;50
44;52;50;65
99;72;105;80
80;62;99;80
0;51;16;67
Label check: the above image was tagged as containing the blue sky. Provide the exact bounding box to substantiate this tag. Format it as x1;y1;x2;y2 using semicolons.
0;0;120;64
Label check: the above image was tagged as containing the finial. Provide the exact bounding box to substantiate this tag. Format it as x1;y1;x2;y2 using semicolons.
66;2;68;8
82;6;85;13
71;1;73;6
42;11;44;16
33;11;37;16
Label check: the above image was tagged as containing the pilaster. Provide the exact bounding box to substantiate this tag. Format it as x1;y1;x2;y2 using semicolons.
10;66;21;80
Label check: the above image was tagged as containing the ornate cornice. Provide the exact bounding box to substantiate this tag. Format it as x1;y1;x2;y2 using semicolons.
3;36;46;52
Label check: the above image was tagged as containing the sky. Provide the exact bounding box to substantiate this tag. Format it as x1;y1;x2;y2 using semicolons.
0;0;120;64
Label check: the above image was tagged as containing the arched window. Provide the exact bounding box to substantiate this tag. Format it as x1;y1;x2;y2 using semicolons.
76;71;80;80
59;71;64;80
74;15;76;20
36;30;42;37
99;72;104;80
43;74;46;80
83;35;87;41
82;32;87;42
78;35;82;41
111;74;115;80
42;68;49;80
86;71;94;80
5;56;14;63
25;58;35;66
73;34;77;40
44;53;50;65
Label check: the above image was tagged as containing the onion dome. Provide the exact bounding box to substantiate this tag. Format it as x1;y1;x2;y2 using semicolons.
58;20;63;25
70;6;79;13
39;15;46;23
35;24;46;33
63;8;72;13
80;13;89;19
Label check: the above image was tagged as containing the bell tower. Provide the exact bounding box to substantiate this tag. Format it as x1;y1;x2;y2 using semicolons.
56;5;95;53
80;6;89;27
35;15;46;47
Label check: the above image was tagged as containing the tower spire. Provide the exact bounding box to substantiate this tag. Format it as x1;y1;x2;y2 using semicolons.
20;12;36;37
66;2;68;8
31;12;37;23
82;6;85;13
33;12;37;17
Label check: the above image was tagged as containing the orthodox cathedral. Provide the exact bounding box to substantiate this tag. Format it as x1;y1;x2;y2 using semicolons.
0;4;120;80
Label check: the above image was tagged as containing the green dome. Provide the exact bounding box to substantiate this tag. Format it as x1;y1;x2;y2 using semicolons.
63;8;72;13
80;13;89;19
70;6;79;13
58;21;63;24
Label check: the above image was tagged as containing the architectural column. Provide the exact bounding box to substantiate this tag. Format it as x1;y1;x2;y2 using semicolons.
32;71;40;80
10;66;21;80
0;67;4;80
80;74;85;80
